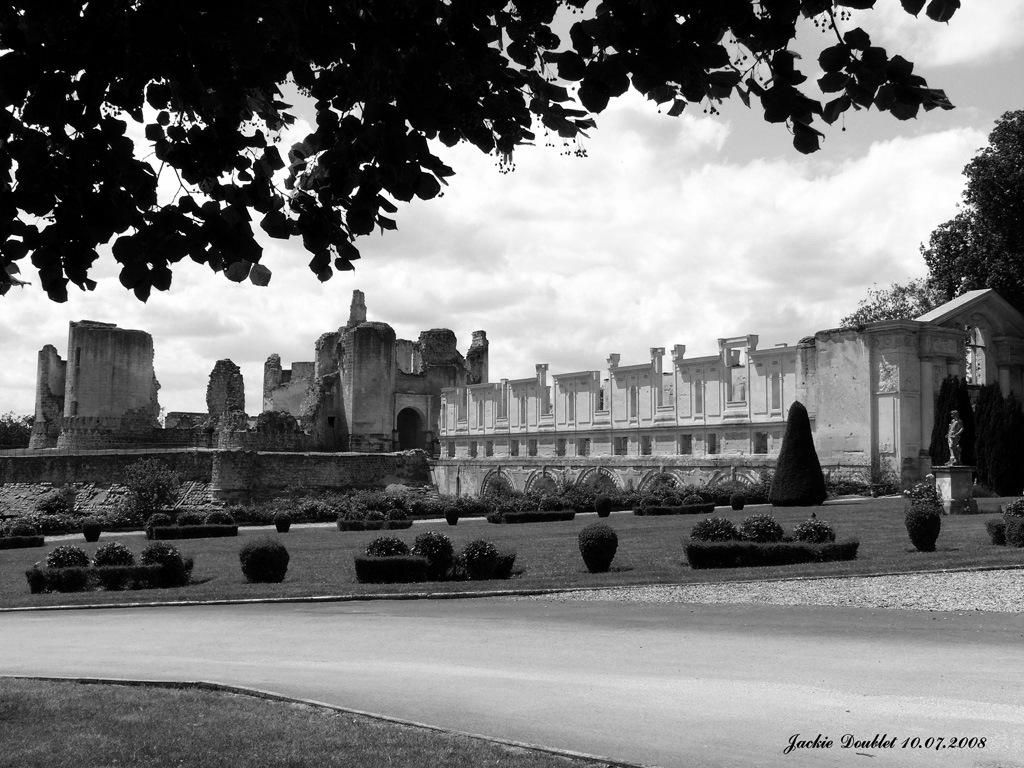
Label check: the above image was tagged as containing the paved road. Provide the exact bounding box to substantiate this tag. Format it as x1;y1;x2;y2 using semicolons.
3;599;1023;768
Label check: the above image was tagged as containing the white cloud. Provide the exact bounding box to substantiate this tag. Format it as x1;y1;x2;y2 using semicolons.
850;1;1024;68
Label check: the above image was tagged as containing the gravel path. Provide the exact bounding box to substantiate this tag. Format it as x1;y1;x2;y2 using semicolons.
516;569;1024;613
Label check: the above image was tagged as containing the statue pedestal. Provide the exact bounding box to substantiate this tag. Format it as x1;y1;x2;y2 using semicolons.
932;465;977;515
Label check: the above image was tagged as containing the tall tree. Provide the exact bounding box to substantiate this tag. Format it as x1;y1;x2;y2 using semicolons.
0;1;956;302
0;412;32;449
972;382;1001;488
922;110;1024;314
840;277;943;326
769;400;827;507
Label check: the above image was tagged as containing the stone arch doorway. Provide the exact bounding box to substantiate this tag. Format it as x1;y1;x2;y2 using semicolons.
396;407;425;450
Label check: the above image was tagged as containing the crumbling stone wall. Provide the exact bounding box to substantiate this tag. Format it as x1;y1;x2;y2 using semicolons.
28;345;66;449
466;330;489;385
207;359;245;416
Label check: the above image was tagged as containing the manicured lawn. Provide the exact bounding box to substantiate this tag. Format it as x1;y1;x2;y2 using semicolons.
0;678;606;768
1;497;1021;609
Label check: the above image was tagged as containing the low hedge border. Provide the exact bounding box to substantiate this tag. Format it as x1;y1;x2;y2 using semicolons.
986;520;1006;546
634;503;715;516
0;535;45;550
684;538;860;570
25;564;166;594
487;510;576;524
337;520;413;532
354;555;429;584
150;525;238;540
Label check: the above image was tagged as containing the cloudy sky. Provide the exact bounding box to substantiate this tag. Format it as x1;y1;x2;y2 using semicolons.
3;2;1023;417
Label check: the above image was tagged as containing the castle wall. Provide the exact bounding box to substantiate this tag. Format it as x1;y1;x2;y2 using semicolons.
343;322;397;451
28;345;66;449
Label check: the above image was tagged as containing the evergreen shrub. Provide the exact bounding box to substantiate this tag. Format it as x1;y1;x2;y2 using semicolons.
769;401;827;506
239;538;290;583
1006;517;1024;548
684;539;859;569
46;544;89;569
493;549;517;579
0;535;44;549
578;523;618;573
364;510;385;530
412;531;454;580
738;514;784;543
144;512;173;538
594;495;613;518
462;539;499;580
730;493;746;511
492;509;575;524
42;566;91;592
905;501;942;552
365;536;409;557
152;524;238;540
140;542;191;587
177;510;205;526
985;520;1007;546
94;565;163;591
93;542;135;568
82;517;102;542
690;517;739;542
10;520;40;537
35;491;71;515
274;511;292;532
353;555;428;583
793;517;836;544
123;458;180;516
205;509;236;526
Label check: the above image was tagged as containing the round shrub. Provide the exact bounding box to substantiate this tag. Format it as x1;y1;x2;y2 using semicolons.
386;508;408;522
793;517;836;544
364;510;385;530
413;531;454;580
140;542;190;587
274;510;292;532
145;512;173;530
93;541;135;568
299;499;335;522
539;494;562;511
9;520;40;537
690;517;740;542
46;544;89;569
177;510;205;526
1004;498;1024;518
682;493;704;506
205;509;236;526
905;501;941;552
738;514;784;543
239;538;290;583
462;539;499;580
365;536;409;557
906;481;942;508
1005;517;1024;548
729;493;746;511
594;495;613;518
578;523;618;573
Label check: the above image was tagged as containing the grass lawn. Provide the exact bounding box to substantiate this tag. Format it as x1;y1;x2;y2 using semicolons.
1;497;1021;609
0;678;610;768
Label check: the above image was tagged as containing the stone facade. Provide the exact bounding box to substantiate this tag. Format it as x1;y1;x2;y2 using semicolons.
436;290;1024;496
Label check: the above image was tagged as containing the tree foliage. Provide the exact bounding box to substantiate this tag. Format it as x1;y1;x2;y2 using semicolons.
0;412;32;449
974;383;1024;495
921;110;1024;315
840;277;942;326
0;1;957;302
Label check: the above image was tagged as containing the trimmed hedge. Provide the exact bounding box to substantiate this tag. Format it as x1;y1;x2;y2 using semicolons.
905;502;942;552
239;538;290;583
1006;516;1024;548
139;542;192;588
25;564;166;593
986;519;1007;546
578;523;618;573
488;509;575;524
0;535;45;550
634;503;714;516
337;519;412;531
413;531;455;581
354;555;429;584
684;538;860;569
151;524;238;540
94;565;164;591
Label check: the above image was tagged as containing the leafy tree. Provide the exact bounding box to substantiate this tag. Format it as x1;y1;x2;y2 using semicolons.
972;382;1001;488
988;394;1024;496
928;375;974;467
769;401;827;507
921;111;1024;314
0;1;956;301
839;277;943;326
0;412;32;449
123;458;180;516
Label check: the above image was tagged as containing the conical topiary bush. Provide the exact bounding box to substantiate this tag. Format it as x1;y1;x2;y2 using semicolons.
769;401;827;506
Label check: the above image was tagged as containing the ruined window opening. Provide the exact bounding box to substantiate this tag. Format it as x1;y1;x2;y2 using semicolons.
754;432;769;454
327;416;336;427
528;439;537;456
469;441;478;458
614;436;628;455
476;399;485;427
707;433;719;455
74;347;82;367
485;440;494;457
629;386;639;419
694;379;703;414
679;434;693;455
598;383;606;411
447;441;455;458
70;400;78;417
567;392;575;423
510;439;519;457
966;325;986;385
556;438;566;457
728;366;747;403
640;436;652;456
770;372;781;411
519;395;527;426
577;437;590;456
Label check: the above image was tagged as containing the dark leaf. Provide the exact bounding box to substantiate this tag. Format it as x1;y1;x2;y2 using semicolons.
926;0;960;22
249;263;272;286
901;0;926;14
793;123;823;154
225;261;251;282
843;28;871;50
818;45;850;73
